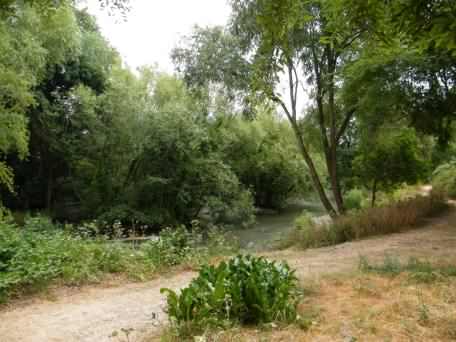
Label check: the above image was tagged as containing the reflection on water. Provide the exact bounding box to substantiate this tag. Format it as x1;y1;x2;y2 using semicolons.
230;198;326;251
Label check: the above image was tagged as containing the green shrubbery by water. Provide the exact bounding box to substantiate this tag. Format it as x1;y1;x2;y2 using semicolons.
0;216;236;303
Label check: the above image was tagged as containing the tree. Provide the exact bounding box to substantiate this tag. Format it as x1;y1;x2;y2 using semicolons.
229;0;365;217
341;0;456;146
172;26;255;118
0;3;73;202
120;72;255;230
214;109;311;209
354;128;428;207
4;7;117;213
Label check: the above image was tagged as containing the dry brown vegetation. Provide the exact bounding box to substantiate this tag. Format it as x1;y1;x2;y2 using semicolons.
284;192;448;250
152;263;456;342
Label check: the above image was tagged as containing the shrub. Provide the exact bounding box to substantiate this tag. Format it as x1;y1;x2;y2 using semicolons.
286;212;330;249
0;220;139;301
287;193;447;250
141;223;238;268
432;161;456;198
96;204;154;237
161;255;300;336
344;188;365;210
0;217;238;303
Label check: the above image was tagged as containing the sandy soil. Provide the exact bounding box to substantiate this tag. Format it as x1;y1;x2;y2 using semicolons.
0;272;196;342
1;208;456;342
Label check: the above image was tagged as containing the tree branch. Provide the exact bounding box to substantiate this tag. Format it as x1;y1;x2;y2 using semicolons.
287;59;297;120
336;108;355;143
271;94;294;123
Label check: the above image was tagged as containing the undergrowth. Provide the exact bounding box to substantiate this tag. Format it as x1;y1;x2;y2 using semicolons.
0;216;236;303
283;192;448;249
432;161;456;199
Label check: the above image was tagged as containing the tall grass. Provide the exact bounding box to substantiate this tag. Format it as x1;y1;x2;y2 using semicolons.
285;192;448;249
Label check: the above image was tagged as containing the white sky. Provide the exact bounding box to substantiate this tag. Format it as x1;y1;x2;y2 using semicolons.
84;0;231;72
83;1;311;112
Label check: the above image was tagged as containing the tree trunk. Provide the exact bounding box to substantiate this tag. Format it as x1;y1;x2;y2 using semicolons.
290;120;337;218
371;179;377;208
313;50;345;216
327;53;345;214
278;60;338;218
46;167;53;211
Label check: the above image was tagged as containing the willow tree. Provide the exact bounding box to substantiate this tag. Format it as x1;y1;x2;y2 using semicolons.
230;0;366;216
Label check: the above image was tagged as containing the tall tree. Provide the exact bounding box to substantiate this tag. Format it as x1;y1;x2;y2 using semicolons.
229;0;365;216
172;26;255;118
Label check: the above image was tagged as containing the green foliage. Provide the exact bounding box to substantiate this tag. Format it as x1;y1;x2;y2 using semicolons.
215;111;310;209
1;0;455;240
285;212;328;249
161;254;300;336
0;220;133;302
354;128;428;206
344;188;365;211
171;25;253;115
0;217;236;303
141;224;238;268
123;85;256;229
432;161;456;198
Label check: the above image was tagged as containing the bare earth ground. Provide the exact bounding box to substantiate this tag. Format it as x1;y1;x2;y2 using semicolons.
1;207;456;342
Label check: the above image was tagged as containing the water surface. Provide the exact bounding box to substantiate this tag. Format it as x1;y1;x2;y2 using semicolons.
231;198;325;251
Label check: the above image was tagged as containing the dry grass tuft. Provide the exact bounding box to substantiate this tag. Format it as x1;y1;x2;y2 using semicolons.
285;192;449;250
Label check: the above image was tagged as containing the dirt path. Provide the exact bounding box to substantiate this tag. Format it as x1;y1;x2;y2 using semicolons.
1;210;456;342
0;272;196;342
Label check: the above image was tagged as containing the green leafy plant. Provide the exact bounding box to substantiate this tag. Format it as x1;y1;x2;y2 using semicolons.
161;255;300;336
344;188;365;211
432;161;456;198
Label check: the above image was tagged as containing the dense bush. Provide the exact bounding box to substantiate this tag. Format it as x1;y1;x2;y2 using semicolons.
287;193;447;249
0;217;236;303
353;128;428;207
432;161;456;198
216;113;310;209
121;107;256;230
344;188;365;210
161;255;300;336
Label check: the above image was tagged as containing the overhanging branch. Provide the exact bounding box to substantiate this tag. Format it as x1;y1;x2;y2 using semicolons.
336;108;355;143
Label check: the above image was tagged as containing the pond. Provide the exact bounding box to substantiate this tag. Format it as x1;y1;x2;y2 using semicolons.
230;197;326;251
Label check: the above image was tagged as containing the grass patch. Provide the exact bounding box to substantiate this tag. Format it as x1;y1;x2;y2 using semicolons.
283;192;448;249
359;255;456;283
0;216;237;303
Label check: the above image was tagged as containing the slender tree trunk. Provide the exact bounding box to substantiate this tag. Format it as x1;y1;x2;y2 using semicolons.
277;60;338;218
313;50;345;216
290;120;337;217
327;54;345;214
46;167;53;211
371;179;377;208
